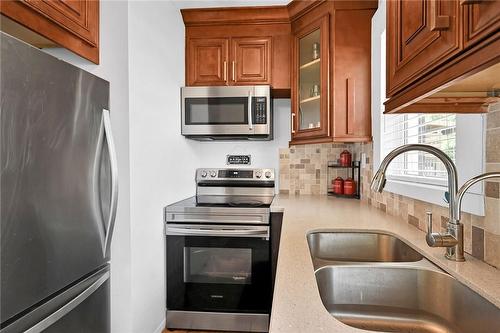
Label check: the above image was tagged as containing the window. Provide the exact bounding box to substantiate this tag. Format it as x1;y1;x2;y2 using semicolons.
372;6;485;215
382;114;456;187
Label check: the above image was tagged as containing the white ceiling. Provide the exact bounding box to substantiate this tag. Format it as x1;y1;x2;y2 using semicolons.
172;0;290;10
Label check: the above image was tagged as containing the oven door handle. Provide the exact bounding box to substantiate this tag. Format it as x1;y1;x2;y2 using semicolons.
166;225;269;238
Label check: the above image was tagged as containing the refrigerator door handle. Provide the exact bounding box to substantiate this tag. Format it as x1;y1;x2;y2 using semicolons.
102;109;119;257
23;271;110;333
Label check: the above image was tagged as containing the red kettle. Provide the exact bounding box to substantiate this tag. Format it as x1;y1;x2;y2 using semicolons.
340;150;352;167
332;177;344;194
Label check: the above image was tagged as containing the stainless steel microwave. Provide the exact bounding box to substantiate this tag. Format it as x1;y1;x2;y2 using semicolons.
181;85;272;140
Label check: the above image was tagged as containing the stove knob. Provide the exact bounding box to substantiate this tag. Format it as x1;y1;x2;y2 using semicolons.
201;170;207;178
265;171;272;179
255;171;262;178
210;171;217;178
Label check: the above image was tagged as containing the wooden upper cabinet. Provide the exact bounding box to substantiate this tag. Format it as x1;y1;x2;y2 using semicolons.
187;38;229;86
181;6;290;94
332;9;374;142
290;14;330;143
232;37;271;85
186;36;271;86
463;0;500;48
387;0;462;97
0;0;99;63
385;0;500;113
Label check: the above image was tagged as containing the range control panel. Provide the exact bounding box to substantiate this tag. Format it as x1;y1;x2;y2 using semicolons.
253;97;267;125
196;168;274;181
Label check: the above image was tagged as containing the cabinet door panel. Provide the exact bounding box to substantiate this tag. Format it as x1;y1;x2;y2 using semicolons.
387;0;462;96
332;9;373;142
0;0;99;63
21;0;98;46
291;14;330;142
187;38;229;86
463;0;500;48
232;37;271;84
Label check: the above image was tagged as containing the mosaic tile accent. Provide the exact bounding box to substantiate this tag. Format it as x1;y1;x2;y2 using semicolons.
279;143;356;195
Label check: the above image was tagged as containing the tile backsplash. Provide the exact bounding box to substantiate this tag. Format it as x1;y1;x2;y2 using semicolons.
279;103;500;269
279;143;357;195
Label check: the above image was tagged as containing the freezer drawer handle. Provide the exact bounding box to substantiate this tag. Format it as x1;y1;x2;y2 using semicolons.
102;109;119;257
24;271;110;333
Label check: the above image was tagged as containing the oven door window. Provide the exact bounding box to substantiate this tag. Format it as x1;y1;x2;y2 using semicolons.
184;247;252;284
167;235;271;313
185;97;248;125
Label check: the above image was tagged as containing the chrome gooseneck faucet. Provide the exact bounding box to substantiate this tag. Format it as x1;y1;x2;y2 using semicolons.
372;144;500;261
371;144;465;261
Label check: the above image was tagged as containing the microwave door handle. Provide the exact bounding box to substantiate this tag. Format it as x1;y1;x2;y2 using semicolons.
248;90;253;131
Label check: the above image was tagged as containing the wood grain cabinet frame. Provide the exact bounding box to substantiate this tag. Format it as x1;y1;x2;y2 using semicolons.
182;6;290;93
387;0;462;97
232;37;272;85
0;0;99;64
290;14;330;143
290;1;376;145
187;37;229;86
385;0;500;113
462;0;500;48
332;8;374;142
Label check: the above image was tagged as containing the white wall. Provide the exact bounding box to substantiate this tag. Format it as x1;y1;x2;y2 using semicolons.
196;99;290;186
371;0;385;170
42;2;132;332
127;1;199;332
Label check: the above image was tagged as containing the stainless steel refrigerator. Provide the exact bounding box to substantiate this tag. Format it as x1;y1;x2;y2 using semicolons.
0;32;118;333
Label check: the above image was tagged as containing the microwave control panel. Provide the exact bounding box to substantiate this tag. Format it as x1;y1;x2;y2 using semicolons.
253;97;267;124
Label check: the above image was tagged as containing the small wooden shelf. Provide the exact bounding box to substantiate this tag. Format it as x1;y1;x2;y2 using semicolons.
300;58;320;70
300;95;320;104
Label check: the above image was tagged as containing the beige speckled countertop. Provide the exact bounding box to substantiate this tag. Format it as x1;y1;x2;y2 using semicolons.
269;194;500;333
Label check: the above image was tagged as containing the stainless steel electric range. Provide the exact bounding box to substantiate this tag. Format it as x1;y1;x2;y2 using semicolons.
164;168;275;333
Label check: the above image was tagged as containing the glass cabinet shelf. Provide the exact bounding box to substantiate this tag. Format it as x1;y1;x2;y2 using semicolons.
300;95;321;104
300;58;320;70
297;28;322;131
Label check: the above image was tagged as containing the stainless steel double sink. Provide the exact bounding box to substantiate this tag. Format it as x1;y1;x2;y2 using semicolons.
307;231;500;333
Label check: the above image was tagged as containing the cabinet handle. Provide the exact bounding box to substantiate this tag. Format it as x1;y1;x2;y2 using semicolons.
223;61;227;82
232;61;236;82
346;78;355;135
430;0;451;31
291;113;296;134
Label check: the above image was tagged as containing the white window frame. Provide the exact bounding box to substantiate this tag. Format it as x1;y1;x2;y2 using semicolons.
371;2;486;216
382;114;457;188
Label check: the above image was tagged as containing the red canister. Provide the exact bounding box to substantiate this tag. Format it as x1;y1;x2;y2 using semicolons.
332;177;344;194
339;150;352;167
344;177;356;196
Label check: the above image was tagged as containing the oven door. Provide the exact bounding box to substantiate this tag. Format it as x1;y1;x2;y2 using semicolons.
181;86;270;136
166;224;271;314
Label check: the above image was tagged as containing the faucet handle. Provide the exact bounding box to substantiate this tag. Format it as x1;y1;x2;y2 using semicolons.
426;212;433;235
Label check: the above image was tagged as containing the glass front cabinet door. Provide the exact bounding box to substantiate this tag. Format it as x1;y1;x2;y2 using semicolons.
291;14;330;143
